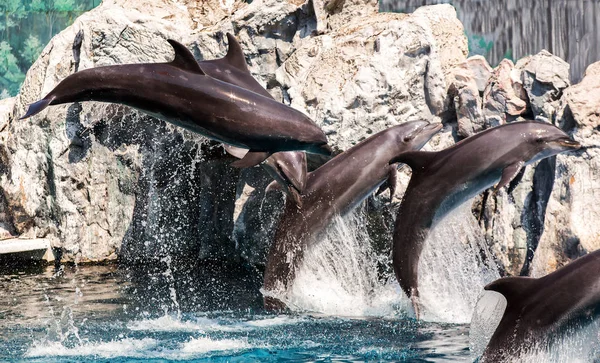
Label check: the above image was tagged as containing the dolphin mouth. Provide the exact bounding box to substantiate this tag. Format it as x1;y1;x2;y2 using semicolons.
418;122;443;137
558;138;582;149
425;123;444;133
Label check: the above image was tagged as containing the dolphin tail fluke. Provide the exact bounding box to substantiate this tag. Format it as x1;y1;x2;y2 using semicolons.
484;276;536;302
231;150;271;168
20;98;53;120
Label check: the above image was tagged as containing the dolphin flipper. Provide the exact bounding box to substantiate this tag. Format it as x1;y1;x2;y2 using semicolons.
265;180;282;193
231;150;271;168
20;98;53;119
223;144;249;159
376;166;398;202
266;180;303;206
275;156;307;193
495;161;524;191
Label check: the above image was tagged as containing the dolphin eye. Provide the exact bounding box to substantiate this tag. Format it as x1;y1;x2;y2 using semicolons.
536;137;545;143
403;135;414;142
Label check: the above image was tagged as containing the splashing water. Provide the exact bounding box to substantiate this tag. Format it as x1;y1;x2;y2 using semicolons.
417;203;500;323
469;290;507;358
284;210;412;317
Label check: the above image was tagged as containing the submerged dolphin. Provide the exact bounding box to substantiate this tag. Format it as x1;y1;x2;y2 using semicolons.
481;249;600;362
389;121;581;318
20;38;331;166
262;120;443;310
201;33;307;199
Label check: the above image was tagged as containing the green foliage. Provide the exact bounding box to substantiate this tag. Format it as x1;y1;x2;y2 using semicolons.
0;41;25;95
21;35;43;64
53;0;76;12
29;0;47;12
0;0;99;96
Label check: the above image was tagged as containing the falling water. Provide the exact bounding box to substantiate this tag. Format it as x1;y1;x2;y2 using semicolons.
280;202;499;321
285;209;411;317
418;204;500;323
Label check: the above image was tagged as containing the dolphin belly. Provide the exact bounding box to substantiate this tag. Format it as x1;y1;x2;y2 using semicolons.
432;170;502;224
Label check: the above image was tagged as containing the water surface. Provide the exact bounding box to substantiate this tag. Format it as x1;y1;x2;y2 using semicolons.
0;263;471;362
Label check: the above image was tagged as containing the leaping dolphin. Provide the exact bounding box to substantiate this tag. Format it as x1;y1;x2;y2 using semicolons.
389;121;581;318
200;33;307;200
20;38;331;166
480;249;600;362
262;120;443;310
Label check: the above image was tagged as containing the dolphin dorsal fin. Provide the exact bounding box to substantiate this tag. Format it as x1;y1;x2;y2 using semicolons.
391;151;438;172
484;276;537;304
224;33;250;72
167;39;205;74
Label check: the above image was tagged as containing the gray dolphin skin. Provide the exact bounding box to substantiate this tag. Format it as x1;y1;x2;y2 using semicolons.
480;249;600;362
20;37;331;166
389;121;581;318
262;120;443;310
201;33;307;198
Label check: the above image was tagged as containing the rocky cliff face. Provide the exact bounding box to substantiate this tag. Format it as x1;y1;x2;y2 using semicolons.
0;0;466;266
0;0;596;282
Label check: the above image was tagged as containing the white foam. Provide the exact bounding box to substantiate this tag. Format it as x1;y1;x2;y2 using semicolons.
127;314;306;333
242;315;306;327
417;204;500;323
283;211;411;317
179;336;252;354
26;336;259;360
25;338;159;358
127;314;244;332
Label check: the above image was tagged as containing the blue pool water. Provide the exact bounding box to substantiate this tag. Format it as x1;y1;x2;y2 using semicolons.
0;263;471;362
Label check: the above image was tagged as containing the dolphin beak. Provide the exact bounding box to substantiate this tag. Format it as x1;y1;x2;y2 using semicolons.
558;138;582;149
419;123;443;138
427;123;444;133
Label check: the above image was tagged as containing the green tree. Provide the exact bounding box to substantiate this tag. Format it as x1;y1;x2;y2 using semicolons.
0;0;26;42
21;34;43;64
0;41;25;96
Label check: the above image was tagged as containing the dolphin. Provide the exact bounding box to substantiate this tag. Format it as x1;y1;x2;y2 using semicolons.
262;120;443;310
20;38;331;167
203;33;307;200
389;121;581;318
480;249;600;362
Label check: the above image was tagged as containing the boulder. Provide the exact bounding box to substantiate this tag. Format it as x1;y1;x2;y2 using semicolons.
516;50;570;122
531;61;600;276
482;59;528;127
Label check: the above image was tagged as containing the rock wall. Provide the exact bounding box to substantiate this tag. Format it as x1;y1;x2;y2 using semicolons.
0;0;467;266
